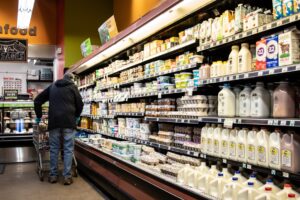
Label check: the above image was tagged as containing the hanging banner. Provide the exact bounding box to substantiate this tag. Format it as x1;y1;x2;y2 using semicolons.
0;38;28;62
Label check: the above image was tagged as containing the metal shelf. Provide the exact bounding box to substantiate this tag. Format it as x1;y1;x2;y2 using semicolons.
115;112;144;117
78;82;96;90
80;114;115;119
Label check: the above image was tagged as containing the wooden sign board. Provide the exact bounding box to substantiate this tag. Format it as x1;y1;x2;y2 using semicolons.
0;38;28;62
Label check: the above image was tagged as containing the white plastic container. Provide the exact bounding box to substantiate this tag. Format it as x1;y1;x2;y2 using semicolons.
238;43;252;73
206;124;216;155
221;128;230;158
233;87;241;117
247;128;258;165
208;165;220;177
281;133;300;173
257;129;270;167
238;182;261;200
209;172;229;199
196;162;209;175
222;168;233;179
201;124;210;154
239;86;252;117
228;45;240;75
269;130;282;170
251;82;271;118
232;170;247;183
213;125;223;156
177;164;192;185
242;174;263;189
218;84;236;117
255;187;278;200
222;177;243;200
237;128;248;162
258;179;281;194
276;184;299;199
197;167;217;192
229;128;239;161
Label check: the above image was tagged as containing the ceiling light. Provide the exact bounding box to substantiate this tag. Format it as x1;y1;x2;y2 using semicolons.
17;0;35;29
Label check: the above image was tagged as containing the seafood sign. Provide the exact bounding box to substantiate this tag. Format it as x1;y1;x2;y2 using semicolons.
0;39;27;62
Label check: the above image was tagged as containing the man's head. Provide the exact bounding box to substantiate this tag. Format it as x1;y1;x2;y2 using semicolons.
63;73;75;83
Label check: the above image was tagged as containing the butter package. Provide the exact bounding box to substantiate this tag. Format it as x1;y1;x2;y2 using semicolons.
279;28;300;66
256;38;267;70
267;35;279;68
283;0;295;17
273;0;283;19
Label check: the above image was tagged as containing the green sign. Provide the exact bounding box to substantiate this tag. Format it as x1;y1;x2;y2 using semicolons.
80;38;93;57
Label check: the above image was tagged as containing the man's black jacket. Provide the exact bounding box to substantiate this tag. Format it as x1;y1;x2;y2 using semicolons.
34;76;83;131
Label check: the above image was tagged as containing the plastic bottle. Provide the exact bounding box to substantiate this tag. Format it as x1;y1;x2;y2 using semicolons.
269;130;282;170
211;62;217;78
229;128;239;161
238;43;252;73
239;86;252;117
276;184;299;199
242;174;263;189
255;187;278;200
218;84;236;117
188;168;202;189
206;124;216;155
213;124;223;156
197;165;219;192
222;168;233;179
228;45;240;75
273;82;296;118
281;133;300;173
238;182;261;200
247;128;258;165
237;128;248;162
232;170;247;183
251;82;271;118
209;165;220;177
233;87;241;117
221;128;230;158
267;83;274;117
196;162;209;174
177;164;192;185
257;129;270;167
201;124;210;154
258;179;280;194
222;177;243;200
209;172;228;198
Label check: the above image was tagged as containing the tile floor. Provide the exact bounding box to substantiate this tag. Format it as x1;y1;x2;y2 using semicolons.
0;163;109;200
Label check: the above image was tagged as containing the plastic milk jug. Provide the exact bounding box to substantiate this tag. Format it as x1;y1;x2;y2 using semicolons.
257;129;270;167
218;84;236;117
229;128;239;161
238;43;252;73
251;82;271;118
267;83;274;117
247;128;259;165
273;82;296;118
232;170;247;183
222;168;232;179
206;124;216;155
197;169;215;192
243;174;263;189
258;179;280;194
277;184;299;199
213;125;223;156
177;164;192;185
239;86;252;117
187;168;198;188
196;162;209;174
233;87;241;117
237;128;248;162
209;172;228;198
228;45;240;74
255;187;278;200
269;130;282;170
238;182;261;200
201;124;210;153
281;133;300;173
222;177;243;200
221;128;230;158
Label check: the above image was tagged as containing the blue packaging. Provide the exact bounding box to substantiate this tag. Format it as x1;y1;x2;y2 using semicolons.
283;0;294;17
194;79;200;87
267;35;279;68
273;0;283;19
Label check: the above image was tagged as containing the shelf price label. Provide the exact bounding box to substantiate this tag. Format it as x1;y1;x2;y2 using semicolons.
224;119;234;128
282;172;289;178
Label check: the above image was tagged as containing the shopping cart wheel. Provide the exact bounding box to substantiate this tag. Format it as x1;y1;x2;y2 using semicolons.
39;170;44;181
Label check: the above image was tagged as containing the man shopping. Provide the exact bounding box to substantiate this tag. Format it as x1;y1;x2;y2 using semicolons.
34;73;83;185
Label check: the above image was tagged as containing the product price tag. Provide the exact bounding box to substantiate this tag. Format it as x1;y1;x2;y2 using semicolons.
158;92;162;99
273;120;279;126
223;159;227;164
224;119;234;128
243;163;247;168
187;87;193;96
247;164;252;169
282;172;289;178
218;118;222;123
244;73;249;78
194;152;199;157
271;170;276;175
282;67;288;73
268;120;274;125
187;150;191;155
229;76;234;81
168;146;171;150
200;154;204;158
289;120;295;127
203;154;207;159
258;71;263;76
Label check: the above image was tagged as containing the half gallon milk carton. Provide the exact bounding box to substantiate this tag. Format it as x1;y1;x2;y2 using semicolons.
279;28;300;66
256;38;267;70
267;35;279;68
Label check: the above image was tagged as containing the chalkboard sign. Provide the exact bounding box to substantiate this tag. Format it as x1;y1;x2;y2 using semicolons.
0;38;27;62
4;89;18;100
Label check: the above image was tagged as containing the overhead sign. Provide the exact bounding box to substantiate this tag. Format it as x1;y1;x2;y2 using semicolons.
98;15;118;45
3;89;18;100
0;24;37;36
0;38;28;62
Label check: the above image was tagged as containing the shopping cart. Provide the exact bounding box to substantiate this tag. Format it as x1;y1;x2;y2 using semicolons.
33;123;78;181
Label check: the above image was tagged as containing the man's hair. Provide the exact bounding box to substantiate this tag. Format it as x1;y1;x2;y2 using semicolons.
64;73;75;82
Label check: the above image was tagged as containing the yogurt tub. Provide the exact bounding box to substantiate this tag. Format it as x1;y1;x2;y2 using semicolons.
193;70;200;78
157;76;171;84
175;73;181;80
190;55;204;64
180;72;193;80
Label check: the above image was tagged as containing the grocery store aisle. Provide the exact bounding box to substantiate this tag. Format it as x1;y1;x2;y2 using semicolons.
0;163;109;200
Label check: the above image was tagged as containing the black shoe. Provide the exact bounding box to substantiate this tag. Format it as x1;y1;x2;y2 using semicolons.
64;177;73;185
48;176;58;184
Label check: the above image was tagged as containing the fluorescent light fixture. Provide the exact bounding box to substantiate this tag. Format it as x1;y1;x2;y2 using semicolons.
73;0;215;73
17;0;35;29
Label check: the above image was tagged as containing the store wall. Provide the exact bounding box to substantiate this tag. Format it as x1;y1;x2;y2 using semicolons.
113;0;165;31
0;0;57;45
64;0;113;67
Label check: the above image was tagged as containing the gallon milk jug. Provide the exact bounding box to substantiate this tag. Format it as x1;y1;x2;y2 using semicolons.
213;125;223;157
218;84;236;117
258;179;280;194
206;124;216;155
237;128;248;163
222;168;233;179
257;129;270;167
232;170;247;183
201;124;210;154
273;82;296;118
281;133;300;173
233;87;241;117
222;177;243;200
209;172;228;199
208;165;220;177
247;128;258;165
238;182;261;200
255;187;278;200
239;86;252;117
269;130;282;170
251;82;271;118
187;168;197;188
221;128;230;158
276;184;299;199
267;83;274;117
228;45;240;75
238;43;252;73
197;166;218;192
229;128;239;161
177;164;192;185
242;174;263;189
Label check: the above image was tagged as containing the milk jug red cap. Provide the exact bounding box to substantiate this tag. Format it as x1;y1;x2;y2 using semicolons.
288;193;296;198
265;187;272;191
284;184;292;188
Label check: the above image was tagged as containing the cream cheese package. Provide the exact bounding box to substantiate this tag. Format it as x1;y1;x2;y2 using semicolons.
267;35;279;68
